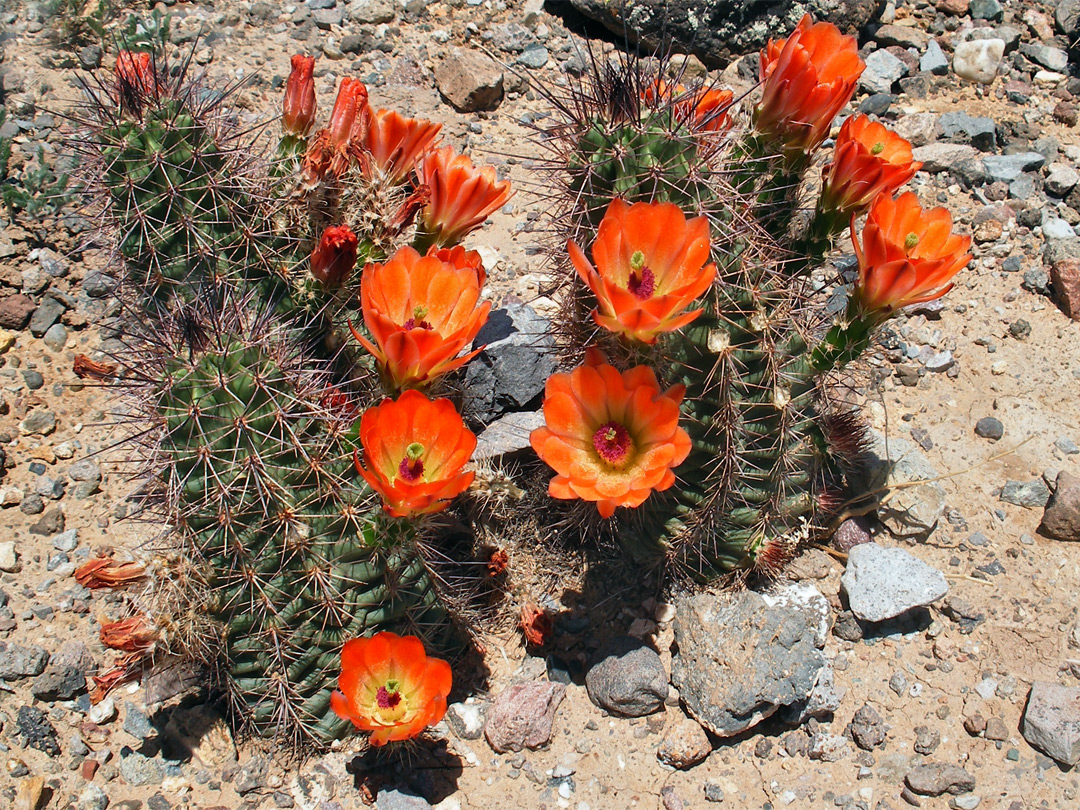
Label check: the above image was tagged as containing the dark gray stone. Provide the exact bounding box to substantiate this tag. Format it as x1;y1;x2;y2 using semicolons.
1000;479;1051;508
465;305;556;422
28;295;66;337
848;703;886;749
235;755;269;794
31;665;86;700
858;93;893;116
671;590;824;737
938;112;996;151
124;701;155;740
982;152;1046;183
375;790;432;810
566;0;881;67
17;705;60;756
82;271;114;298
969;0;1003;21
974;416;1003;440
0;641;50;679
1021;43;1069;71
841;543;948;622
1022;682;1080;765
585;637;668;717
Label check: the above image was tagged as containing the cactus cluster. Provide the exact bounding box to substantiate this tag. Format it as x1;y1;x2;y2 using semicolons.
70;14;971;751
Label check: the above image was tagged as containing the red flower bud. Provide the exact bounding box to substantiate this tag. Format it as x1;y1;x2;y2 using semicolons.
283;54;317;136
311;225;359;287
328;78;369;148
115;51;154;115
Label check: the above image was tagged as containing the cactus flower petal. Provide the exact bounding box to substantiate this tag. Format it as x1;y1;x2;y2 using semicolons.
569;199;716;344
819;115;921;217
851;192;972;316
332;632;452;746
531;350;691;518
755;15;865;156
355;245;490;390
417;146;513;247
354;389;477;518
365;108;443;185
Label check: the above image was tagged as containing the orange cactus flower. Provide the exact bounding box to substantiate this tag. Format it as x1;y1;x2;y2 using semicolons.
353;389;476;518
283;54;317;137
310;224;359;287
331;632;452;746
365;108;443;185
755;15;865;156
642;80;734;132
851;191;972;316
530;349;691;518
115;51;154;114
417;146;513;247
75;557;146;590
568;199;716;344
819;115;921;217
351;244;490;390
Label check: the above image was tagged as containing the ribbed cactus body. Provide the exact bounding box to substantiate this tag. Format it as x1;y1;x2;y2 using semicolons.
152;321;448;743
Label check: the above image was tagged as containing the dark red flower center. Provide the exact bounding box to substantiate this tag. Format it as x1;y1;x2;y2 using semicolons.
627;250;655;300
592;421;633;466
397;442;426;482
402;305;432;330
376;685;401;709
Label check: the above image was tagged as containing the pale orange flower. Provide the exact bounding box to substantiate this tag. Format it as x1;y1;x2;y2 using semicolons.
353;389;476;518
351;245;490;390
331;632;452;746
819;115;921;217
755;15;865;155
417;146;513;247
365;108;442;185
851;191;972;315
530;349;691;518
283;54;317;136
568;199;716;344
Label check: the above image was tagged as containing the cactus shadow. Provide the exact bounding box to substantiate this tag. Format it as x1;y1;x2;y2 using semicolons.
346;737;464;805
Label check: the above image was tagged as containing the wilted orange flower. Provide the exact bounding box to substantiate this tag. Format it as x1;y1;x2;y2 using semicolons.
310;224;358;287
417;146;513;247
73;355;118;381
569;199;716;344
519;603;553;646
819;115;921;217
75;557;146;590
755;15;864;156
353;389;476;517
851;191;972;316
530;349;691;518
99;616;158;654
351;245;490;390
365;108;442;185
283;54;317;137
331;632;452;746
303;79;370;181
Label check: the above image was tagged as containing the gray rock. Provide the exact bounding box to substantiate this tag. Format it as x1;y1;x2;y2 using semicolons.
848;703;887;749
952;39;1005;84
912;143;979;173
124;701;155;740
119;752;163;787
671;590;824;738
28;295;65;337
905;763;976;796
375;790;432;810
893;113;941;147
1020;43;1069;72
863;431;947;537
485;682;566;752
1000;479;1051;508
841;543;948;622
17;705;60;756
78;44;103;70
874;24;928;49
969;0;1003;20
975;416;1003;440
1041;470;1080;540
585;636;668;717
1022;682;1080;765
473;411;544;460
517;45;549;69
1057;0;1080;38
565;0;881;67
235;755;269;794
982;152;1046;183
42;323;67;351
809;731;849;761
1046;163;1080;196
0;641;50;679
78;784;110;810
782;659;843;723
1044;217;1077;240
311;7;343;28
31;665;86;700
657;716;712;769
346;0;395;23
434;48;504;113
21;409;57;436
1055;437;1079;455
921;39;950;75
860;49;908;95
52;529;78;551
938;112;996;151
82;271;113;298
445;700;487;740
465;305;556;422
858;93;892;116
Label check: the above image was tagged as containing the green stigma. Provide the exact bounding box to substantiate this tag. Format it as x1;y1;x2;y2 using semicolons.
630;250;646;271
904;232;919;251
871;142;885;155
405;442;425;461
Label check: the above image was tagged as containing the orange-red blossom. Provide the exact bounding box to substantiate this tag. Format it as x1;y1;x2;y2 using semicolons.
310;224;358;288
530;349;691;519
365;107;442;185
417;146;513;247
283;54;317;136
569;199;716;344
645;80;735;133
851;191;972;317
819;114;921;217
351;244;490;390
353;389;476;518
755;14;865;156
331;632;452;746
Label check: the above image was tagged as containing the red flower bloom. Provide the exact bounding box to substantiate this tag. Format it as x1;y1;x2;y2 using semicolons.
851;191;972;315
354;389;476;518
365;108;443;185
331;632;452;746
755;15;865;156
568;199;716;344
283;54;317;137
417;146;513;247
352;245;490;390
310;224;359;287
819;114;921;217
530;349;691;518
